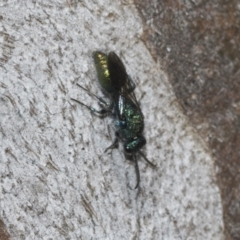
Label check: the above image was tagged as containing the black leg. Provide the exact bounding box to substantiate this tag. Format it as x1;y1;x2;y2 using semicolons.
72;83;113;117
71;98;111;118
104;133;119;153
138;151;156;168
76;83;111;108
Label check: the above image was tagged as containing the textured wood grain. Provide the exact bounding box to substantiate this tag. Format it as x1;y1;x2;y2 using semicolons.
135;1;240;239
0;1;223;239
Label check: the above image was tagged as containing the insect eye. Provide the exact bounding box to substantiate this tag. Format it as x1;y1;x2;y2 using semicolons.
124;136;146;154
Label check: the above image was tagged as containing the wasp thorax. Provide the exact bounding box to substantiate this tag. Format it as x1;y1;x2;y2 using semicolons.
124;136;146;154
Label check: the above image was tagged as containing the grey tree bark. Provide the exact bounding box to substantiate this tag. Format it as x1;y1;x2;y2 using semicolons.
0;1;223;239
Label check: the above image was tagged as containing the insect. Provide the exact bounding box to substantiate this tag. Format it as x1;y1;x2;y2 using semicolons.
71;51;155;188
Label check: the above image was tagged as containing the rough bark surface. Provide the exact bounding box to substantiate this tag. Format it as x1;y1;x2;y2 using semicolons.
134;0;240;239
0;1;223;239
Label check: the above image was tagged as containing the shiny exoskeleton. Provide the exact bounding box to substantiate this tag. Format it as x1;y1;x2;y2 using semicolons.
71;51;155;189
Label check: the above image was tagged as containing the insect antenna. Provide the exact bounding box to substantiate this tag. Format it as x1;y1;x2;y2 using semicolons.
134;155;140;189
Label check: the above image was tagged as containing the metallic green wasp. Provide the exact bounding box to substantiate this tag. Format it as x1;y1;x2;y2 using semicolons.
72;51;155;188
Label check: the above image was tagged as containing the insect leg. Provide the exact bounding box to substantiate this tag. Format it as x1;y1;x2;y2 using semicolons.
104;132;119;152
138;151;156;168
71;98;111;118
76;83;110;108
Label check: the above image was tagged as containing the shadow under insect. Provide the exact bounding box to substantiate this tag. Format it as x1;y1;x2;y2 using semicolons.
71;51;155;189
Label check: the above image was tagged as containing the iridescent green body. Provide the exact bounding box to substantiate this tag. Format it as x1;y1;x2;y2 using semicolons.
72;51;155;188
114;94;146;153
93;51;146;154
93;52;113;94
